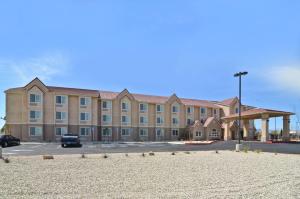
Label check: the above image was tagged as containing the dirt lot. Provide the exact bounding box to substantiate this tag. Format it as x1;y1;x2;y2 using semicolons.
0;151;299;198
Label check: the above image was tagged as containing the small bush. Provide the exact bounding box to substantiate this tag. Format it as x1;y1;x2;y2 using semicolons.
149;151;155;156
3;158;10;163
184;151;190;154
43;155;54;160
125;153;128;157
171;152;176;155
142;153;146;157
215;150;219;154
243;146;249;153
254;149;262;154
81;153;86;158
103;154;108;159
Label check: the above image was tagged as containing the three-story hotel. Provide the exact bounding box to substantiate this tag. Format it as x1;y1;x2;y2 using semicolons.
4;78;293;142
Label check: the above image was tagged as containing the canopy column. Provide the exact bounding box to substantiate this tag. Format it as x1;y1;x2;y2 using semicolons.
243;120;249;140
261;114;269;142
224;121;231;141
282;115;290;141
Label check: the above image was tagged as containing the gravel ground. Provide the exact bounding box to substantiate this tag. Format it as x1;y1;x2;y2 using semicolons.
0;151;300;199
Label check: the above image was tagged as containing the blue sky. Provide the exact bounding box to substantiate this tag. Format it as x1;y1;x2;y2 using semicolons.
1;0;300;130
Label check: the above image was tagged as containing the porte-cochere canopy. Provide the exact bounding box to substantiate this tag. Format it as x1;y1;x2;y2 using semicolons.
221;108;294;142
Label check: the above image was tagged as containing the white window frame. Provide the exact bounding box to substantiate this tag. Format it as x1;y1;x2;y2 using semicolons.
121;102;129;112
156;116;164;124
172;129;179;136
80;127;90;136
102;114;111;123
56;111;66;120
139;128;148;137
29;94;41;103
187;118;192;125
200;107;206;116
56;95;66;105
187;106;194;114
195;131;202;137
29;126;42;136
156;104;164;113
139;103;148;112
80;97;90;106
102;100;112;110
121;128;131;136
172;105;179;113
139;116;148;124
172;117;179;124
55;127;67;136
29;110;41;119
209;129;219;138
102;127;112;136
80;112;90;121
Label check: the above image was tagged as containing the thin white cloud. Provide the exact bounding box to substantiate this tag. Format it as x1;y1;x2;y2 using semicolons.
263;66;300;95
0;53;70;84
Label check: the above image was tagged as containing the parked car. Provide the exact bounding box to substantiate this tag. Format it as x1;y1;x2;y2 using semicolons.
0;135;21;147
61;134;82;147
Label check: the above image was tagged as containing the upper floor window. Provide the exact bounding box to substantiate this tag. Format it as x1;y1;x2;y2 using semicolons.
56;96;66;104
200;107;206;115
80;112;90;121
139;103;148;112
30;111;41;119
156;116;164;124
121;102;129;111
30;94;41;103
187;118;192;125
172;117;179;124
80;127;90;136
102;115;111;122
156;104;164;112
102;101;112;109
122;115;130;123
139;116;148;124
172;105;179;113
80;97;90;106
187;106;194;114
214;109;217;115
56;112;66;120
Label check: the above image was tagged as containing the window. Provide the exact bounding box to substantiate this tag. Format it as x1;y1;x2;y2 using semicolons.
172;129;179;136
235;108;239;113
30;94;41;103
187;106;193;114
196;131;202;137
200;107;206;115
122;115;130;123
56;96;66;104
80;127;90;136
214;109;217;115
187;118;192;125
121;128;130;136
139;103;148;112
172;117;178;124
30;111;41;119
156;128;164;137
102;128;112;136
102;101;111;109
139;128;148;136
29;127;42;136
122;102;129;111
56;112;66;120
156;104;164;112
140;116;148;124
172;105;179;113
102;115;111;122
80;97;89;106
209;129;219;138
80;112;90;121
156;116;163;124
55;127;67;136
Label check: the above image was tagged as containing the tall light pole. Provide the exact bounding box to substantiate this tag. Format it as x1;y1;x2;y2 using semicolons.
234;71;248;145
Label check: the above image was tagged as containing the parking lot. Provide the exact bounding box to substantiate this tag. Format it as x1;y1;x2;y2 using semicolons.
2;140;300;156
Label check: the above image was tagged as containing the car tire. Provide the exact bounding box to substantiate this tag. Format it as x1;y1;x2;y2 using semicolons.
2;142;8;148
61;144;65;148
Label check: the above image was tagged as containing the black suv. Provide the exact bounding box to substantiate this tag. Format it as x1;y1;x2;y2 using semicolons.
61;134;82;147
0;135;21;147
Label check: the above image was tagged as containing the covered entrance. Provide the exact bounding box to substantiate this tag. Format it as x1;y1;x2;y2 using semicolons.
222;108;294;142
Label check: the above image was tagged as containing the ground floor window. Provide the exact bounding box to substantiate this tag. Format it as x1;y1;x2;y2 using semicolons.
80;127;90;136
121;128;131;136
29;126;42;136
195;131;202;137
55;127;67;136
139;128;148;136
172;129;179;136
102;128;112;136
156;128;164;137
209;129;219;138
